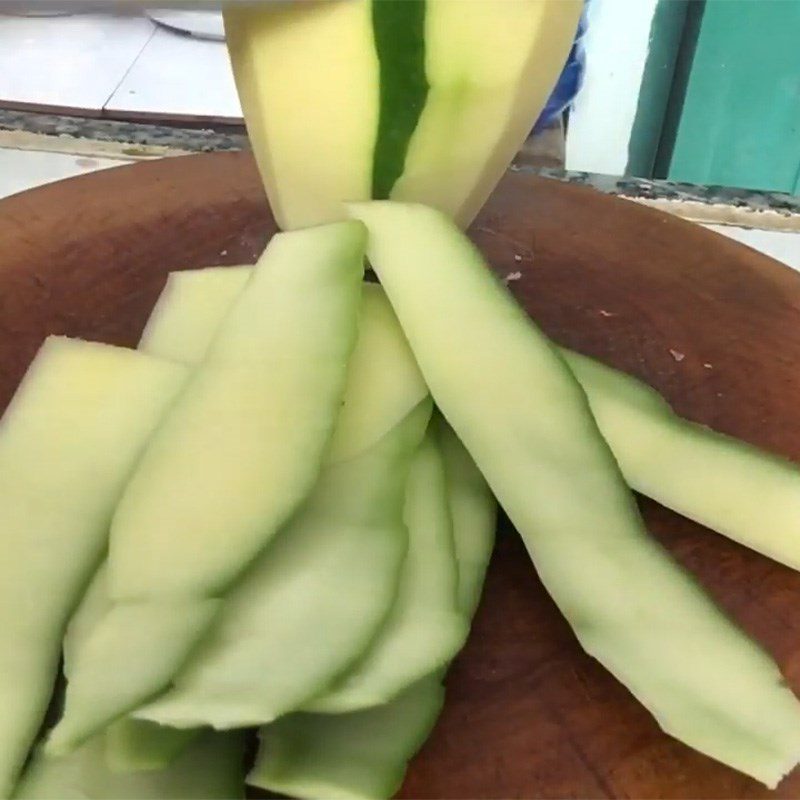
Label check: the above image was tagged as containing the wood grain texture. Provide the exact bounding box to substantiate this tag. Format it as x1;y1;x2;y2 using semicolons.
2;152;800;798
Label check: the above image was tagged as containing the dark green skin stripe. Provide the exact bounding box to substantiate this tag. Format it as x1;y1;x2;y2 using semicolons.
371;0;429;199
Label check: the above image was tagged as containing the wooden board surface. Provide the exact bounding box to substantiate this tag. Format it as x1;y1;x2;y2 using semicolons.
2;152;800;798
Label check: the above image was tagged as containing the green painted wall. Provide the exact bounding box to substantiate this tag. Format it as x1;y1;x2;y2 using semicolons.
628;0;688;177
663;0;800;194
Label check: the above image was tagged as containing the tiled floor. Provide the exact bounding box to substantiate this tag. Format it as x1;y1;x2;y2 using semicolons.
105;27;241;121
0;14;156;112
0;13;240;121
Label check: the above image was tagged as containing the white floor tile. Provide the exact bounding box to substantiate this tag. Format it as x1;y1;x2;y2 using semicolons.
0;148;131;200
0;14;155;112
104;27;242;121
704;224;800;273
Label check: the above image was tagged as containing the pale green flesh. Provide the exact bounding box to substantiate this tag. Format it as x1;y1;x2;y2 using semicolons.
143;266;800;582
111;221;366;599
105;268;253;772
47;601;219;755
0;337;186;798
141;270;428;464
63;572;197;772
18;520;244;800
307;431;467;714
136;400;431;729
250;677;444;800
436;417;497;617
113;265;247;769
61;564;110;678
134;270;430;729
249;425;496;800
350;201;800;789
15;732;244;800
327;283;429;462
139;266;252;364
562;348;800;572
61;560;110;672
77;268;427;732
48;223;365;754
104;721;198;774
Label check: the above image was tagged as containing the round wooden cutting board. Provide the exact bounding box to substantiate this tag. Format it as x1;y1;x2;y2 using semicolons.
3;152;800;799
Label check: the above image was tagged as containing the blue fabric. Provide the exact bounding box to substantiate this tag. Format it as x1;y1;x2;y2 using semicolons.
533;1;588;132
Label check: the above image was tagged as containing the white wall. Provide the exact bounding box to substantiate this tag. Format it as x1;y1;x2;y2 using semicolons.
565;0;684;177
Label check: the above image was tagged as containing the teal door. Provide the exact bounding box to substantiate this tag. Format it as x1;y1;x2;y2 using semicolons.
662;0;800;194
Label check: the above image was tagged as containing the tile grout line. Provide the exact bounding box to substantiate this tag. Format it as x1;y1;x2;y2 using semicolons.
100;18;158;112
